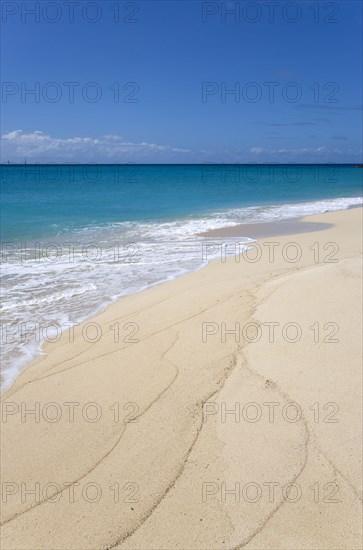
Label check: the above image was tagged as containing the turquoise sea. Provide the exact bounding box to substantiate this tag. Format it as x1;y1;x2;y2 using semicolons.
1;164;362;389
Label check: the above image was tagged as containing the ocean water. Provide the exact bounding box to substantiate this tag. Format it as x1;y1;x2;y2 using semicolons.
1;164;362;390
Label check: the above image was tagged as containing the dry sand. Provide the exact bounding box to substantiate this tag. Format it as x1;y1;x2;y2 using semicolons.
1;207;362;549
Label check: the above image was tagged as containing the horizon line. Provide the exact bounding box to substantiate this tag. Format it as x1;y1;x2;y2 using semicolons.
1;162;362;166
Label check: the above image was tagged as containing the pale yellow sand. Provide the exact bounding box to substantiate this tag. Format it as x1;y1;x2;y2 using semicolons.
1;207;362;550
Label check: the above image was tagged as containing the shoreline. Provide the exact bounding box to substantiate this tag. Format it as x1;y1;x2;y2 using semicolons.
199;203;363;240
0;203;359;394
1;202;361;394
1;206;362;549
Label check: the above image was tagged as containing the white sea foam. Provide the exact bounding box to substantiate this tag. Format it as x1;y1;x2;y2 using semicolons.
1;196;362;391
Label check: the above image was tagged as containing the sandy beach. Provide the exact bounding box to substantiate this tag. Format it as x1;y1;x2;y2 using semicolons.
1;206;362;549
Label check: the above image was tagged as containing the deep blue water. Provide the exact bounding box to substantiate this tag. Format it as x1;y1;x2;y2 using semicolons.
1;164;362;241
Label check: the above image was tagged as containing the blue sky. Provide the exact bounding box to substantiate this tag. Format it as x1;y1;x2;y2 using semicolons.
1;0;362;163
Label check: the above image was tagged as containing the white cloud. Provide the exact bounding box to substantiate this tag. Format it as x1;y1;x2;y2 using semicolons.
248;145;362;163
250;145;351;156
1;130;360;163
1;130;190;162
